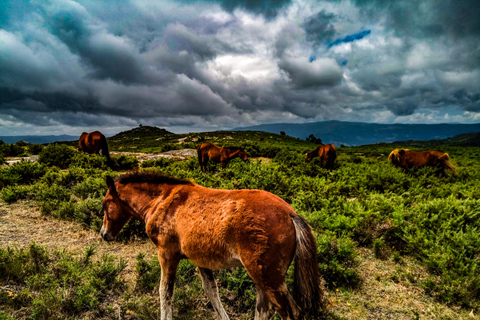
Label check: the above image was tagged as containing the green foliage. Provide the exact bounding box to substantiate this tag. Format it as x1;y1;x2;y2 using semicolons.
141;157;175;168
317;232;362;289
135;252;162;291
1;185;32;203
0;243;125;320
0;161;47;186
110;155;139;171
27;144;44;155
70;153;109;169
3;129;480;312
0;143;25;157
38;144;76;169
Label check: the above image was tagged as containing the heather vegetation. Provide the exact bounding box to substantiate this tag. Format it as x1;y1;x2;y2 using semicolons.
1;128;479;319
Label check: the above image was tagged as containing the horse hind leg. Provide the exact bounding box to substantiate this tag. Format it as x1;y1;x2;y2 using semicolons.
244;264;299;320
255;285;275;320
198;267;230;320
261;284;299;320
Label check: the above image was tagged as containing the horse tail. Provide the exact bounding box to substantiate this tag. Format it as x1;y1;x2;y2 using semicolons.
100;134;111;164
291;214;326;319
439;153;455;172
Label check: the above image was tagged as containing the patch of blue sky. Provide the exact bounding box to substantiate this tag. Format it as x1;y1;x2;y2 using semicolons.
328;30;371;48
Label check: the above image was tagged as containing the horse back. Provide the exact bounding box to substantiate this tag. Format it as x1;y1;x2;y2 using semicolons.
402;150;447;168
199;142;222;162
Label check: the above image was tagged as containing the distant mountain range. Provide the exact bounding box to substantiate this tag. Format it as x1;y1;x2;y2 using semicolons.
233;121;480;146
2;121;480;146
0;135;78;144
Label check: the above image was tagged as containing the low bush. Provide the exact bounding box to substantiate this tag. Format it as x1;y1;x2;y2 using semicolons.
0;143;25;157
27;144;44;155
38;144;76;169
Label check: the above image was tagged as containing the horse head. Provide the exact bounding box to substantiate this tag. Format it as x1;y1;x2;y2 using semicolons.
388;149;408;166
100;176;133;241
239;148;248;161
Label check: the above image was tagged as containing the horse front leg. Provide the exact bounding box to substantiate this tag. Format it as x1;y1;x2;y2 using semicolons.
198;267;230;320
159;255;180;320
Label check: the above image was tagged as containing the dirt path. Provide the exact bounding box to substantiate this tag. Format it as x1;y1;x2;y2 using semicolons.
0;200;157;283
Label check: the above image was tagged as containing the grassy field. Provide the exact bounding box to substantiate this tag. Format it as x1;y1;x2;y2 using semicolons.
1;127;479;319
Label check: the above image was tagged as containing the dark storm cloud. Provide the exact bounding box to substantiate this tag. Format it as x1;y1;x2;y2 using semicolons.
47;7;150;84
302;10;336;46
353;0;480;39
163;23;219;60
180;0;292;18
452;89;480;112
279;58;344;88
1;0;480;135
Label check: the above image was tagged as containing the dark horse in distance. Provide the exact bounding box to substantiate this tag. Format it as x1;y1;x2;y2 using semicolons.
197;142;248;172
78;131;111;164
306;144;337;170
100;171;325;319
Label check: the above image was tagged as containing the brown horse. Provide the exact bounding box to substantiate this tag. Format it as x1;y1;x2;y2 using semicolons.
78;131;111;163
197;142;248;172
306;144;337;170
100;171;325;320
388;149;455;172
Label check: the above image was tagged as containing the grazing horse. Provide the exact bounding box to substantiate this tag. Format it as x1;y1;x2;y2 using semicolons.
388;149;455;172
100;171;325;320
306;144;337;170
78;131;111;163
197;142;248;172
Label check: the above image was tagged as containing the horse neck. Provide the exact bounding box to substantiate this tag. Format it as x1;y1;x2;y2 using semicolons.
225;149;241;158
117;183;165;222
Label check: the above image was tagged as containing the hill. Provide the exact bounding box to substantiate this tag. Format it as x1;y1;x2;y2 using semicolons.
394;131;480;147
0;134;78;144
232;120;480;146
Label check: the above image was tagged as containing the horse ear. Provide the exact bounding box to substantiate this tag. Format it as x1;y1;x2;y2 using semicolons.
106;176;116;193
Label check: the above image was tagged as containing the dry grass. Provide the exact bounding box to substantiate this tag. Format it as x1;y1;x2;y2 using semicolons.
330;248;475;319
0;199;156;284
0;200;476;319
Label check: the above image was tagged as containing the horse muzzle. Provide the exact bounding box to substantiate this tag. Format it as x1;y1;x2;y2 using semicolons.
100;226;115;242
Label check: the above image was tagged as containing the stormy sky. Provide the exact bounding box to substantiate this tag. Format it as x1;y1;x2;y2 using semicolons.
1;0;479;135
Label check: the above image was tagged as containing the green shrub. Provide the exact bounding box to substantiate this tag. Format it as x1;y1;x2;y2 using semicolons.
70;153;109;169
0;143;25;157
135;252;161;291
74;197;103;228
27;144;44;155
1;161;47;185
0;185;31;203
141;157;175;168
316;232;361;289
38;144;76;169
111;155;139;171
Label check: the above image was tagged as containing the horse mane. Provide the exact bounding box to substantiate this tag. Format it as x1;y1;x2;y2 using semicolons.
115;171;194;186
309;145;322;154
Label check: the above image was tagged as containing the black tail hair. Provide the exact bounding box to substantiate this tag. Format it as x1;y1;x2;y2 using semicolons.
291;214;326;319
